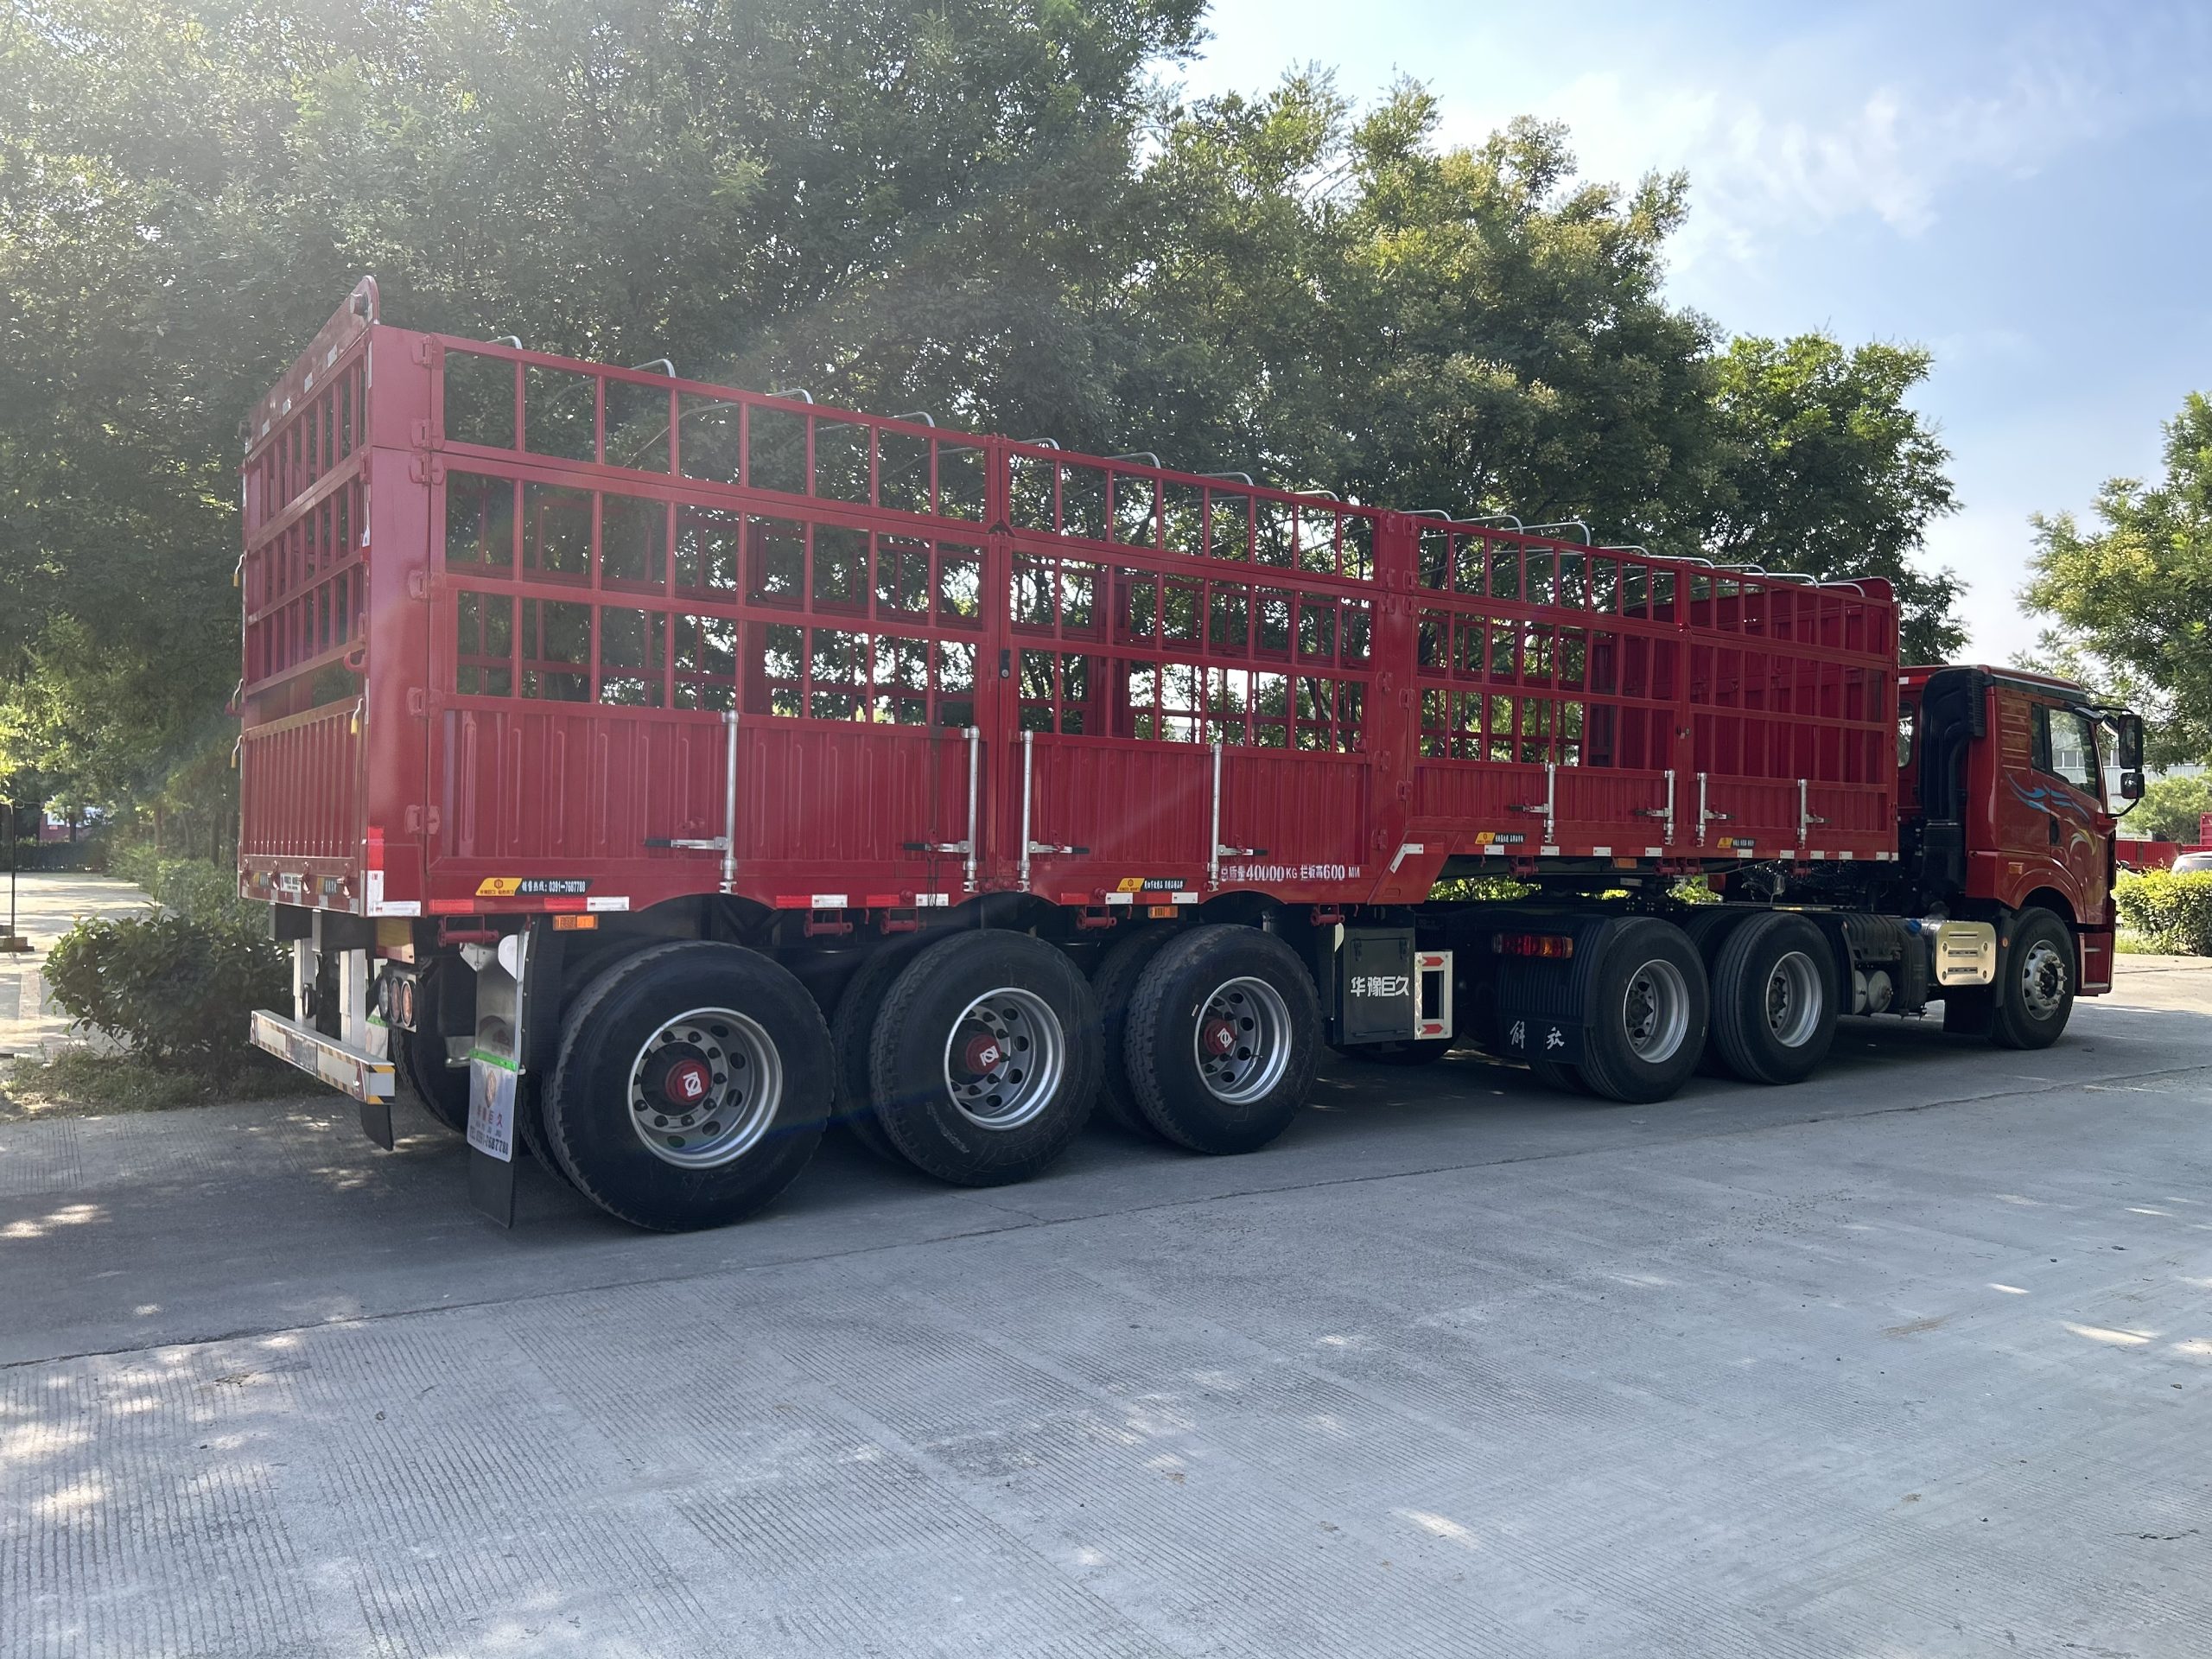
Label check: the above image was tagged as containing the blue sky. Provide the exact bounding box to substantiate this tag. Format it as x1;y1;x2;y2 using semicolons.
1179;0;2212;664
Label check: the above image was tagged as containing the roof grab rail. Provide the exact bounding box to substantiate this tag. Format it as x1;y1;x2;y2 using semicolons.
892;410;936;426
1108;450;1163;468
1199;469;1255;486
1408;507;1456;519
1020;437;1062;449
1520;518;1593;544
1598;543;1650;558
492;336;522;350
1300;487;1342;500
1463;512;1524;531
629;358;677;377
766;387;814;404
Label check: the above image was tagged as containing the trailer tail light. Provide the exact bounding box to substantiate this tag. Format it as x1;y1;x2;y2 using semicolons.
1494;931;1574;960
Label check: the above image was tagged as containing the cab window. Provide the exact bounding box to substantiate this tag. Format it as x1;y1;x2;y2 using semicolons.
2033;704;2099;795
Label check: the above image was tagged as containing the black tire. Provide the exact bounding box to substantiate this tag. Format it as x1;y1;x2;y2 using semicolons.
393;1027;470;1134
1708;912;1839;1084
1124;925;1320;1154
1991;908;2075;1050
869;930;1102;1185
391;961;471;1133
829;938;932;1160
515;1076;578;1190
1091;927;1185;1137
1526;1056;1591;1095
1574;917;1709;1104
543;942;831;1230
1331;1039;1453;1066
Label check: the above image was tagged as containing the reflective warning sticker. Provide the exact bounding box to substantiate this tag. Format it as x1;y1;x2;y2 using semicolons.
476;877;592;898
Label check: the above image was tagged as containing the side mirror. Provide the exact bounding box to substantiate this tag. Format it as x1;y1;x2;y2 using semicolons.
2118;713;2145;769
2120;768;2145;802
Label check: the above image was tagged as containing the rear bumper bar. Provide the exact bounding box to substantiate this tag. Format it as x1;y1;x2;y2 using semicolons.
250;1009;395;1103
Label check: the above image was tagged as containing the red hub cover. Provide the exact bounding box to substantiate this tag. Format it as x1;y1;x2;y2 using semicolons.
662;1057;713;1106
960;1033;1005;1075
1201;1019;1238;1058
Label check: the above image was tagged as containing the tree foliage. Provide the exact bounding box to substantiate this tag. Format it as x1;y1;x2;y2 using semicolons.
1705;335;1962;664
2024;391;2212;766
0;3;1966;830
2124;772;2212;843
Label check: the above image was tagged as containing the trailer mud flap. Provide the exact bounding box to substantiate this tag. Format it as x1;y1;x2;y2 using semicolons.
462;930;537;1229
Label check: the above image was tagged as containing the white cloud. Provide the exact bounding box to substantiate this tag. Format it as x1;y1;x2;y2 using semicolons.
1430;6;2209;274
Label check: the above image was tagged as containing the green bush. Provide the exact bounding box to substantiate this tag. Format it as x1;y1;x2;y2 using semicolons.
2113;870;2212;956
110;844;260;928
43;910;288;1075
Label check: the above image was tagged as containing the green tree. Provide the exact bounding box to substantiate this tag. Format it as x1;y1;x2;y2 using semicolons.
1112;82;1723;539
2024;391;2212;766
1703;334;1962;664
2126;772;2212;842
0;0;1204;835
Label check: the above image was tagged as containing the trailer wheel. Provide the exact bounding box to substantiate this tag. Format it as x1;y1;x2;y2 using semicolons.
1574;918;1709;1104
869;931;1102;1185
543;942;832;1231
391;961;470;1134
516;1078;578;1191
1708;912;1837;1084
829;938;932;1160
1331;1039;1452;1066
393;1028;469;1135
1124;925;1320;1154
1991;908;2075;1050
1091;927;1184;1137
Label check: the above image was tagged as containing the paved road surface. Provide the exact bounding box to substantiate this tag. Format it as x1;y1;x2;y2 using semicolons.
3;959;2209;1656
0;873;153;1061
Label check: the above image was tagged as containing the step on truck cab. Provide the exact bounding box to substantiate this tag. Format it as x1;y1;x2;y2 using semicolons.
240;283;2145;1230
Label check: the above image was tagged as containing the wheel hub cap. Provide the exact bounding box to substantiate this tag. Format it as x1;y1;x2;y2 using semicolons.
941;988;1065;1131
626;1009;780;1169
1193;976;1293;1105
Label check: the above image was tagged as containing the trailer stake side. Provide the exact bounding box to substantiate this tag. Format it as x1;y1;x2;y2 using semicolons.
240;282;2147;1230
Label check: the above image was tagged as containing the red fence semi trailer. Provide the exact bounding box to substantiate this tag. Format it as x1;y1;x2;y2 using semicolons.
242;281;2147;1230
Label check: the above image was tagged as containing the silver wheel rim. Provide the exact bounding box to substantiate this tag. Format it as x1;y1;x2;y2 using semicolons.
1623;959;1691;1064
942;987;1065;1130
1194;976;1293;1103
2018;938;2069;1020
1764;950;1823;1048
627;1007;780;1168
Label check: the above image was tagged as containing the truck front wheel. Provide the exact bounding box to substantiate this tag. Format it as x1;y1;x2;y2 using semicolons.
1123;925;1320;1154
543;943;832;1230
1991;908;2075;1050
869;931;1102;1185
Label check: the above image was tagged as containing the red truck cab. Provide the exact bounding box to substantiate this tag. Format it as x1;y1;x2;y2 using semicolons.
1899;664;2143;1000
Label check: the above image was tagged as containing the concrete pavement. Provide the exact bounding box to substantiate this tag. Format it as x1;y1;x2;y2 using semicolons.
3;959;2210;1656
0;872;152;1062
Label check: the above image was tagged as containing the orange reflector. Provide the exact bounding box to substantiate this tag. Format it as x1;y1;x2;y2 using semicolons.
552;913;599;931
1147;904;1177;918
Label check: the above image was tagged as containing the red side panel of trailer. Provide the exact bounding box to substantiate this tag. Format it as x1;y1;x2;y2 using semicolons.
239;293;1902;918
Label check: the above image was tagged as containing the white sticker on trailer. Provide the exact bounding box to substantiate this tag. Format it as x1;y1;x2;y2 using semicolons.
467;1058;518;1162
810;893;848;909
585;895;630;912
916;893;951;907
1171;891;1199;904
1104;892;1134;905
